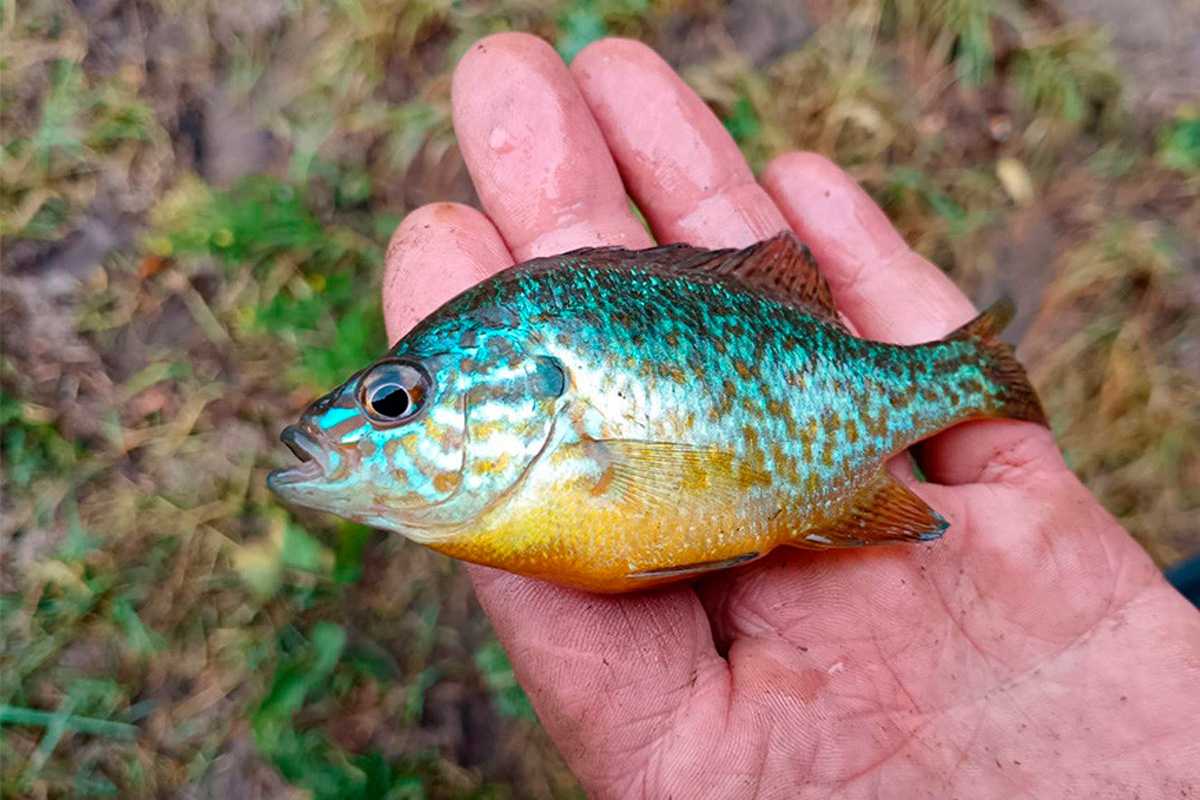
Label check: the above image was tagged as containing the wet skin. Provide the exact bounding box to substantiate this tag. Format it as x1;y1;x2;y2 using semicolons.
378;34;1200;800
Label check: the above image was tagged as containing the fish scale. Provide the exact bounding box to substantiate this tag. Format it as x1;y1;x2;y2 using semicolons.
270;232;1046;592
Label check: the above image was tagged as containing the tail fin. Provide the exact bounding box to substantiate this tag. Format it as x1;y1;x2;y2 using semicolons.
945;299;1048;426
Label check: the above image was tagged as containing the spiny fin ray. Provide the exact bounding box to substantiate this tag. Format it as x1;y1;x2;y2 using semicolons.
693;231;842;326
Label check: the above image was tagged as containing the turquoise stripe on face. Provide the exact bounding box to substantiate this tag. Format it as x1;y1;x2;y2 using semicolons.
319;406;359;429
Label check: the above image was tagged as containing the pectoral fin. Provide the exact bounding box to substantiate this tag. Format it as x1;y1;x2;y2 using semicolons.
591;438;771;510
795;470;948;548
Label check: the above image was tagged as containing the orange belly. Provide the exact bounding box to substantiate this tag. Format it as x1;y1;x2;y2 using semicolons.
429;477;790;592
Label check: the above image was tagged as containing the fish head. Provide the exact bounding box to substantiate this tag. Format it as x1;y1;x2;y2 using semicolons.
268;323;568;540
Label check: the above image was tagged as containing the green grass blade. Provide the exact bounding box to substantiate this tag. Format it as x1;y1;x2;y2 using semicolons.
0;705;140;740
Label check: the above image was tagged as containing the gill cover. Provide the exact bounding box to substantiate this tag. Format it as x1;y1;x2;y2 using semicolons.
397;341;568;532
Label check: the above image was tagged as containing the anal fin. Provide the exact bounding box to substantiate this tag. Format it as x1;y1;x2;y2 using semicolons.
796;471;948;549
630;552;760;580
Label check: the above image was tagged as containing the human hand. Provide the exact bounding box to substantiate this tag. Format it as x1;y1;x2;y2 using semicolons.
381;34;1200;799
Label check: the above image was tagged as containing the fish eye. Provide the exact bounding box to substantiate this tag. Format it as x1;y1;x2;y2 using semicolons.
357;360;430;426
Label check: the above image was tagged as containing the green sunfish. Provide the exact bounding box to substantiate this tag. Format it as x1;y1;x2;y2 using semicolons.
269;232;1046;592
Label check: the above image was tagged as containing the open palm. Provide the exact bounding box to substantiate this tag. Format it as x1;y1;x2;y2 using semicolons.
380;35;1200;799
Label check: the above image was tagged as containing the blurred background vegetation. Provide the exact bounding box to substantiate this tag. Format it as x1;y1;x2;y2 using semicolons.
1;0;1198;796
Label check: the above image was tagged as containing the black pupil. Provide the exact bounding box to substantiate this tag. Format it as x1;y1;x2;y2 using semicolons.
370;384;410;418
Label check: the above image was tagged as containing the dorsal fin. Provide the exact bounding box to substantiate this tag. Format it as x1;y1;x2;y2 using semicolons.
552;232;842;325
694;232;841;324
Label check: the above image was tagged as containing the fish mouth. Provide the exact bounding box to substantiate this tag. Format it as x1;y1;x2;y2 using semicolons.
268;425;333;489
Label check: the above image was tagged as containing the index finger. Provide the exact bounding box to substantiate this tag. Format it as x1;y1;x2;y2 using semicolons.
452;33;653;259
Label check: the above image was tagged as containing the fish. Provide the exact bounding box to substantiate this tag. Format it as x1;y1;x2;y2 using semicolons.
268;232;1046;592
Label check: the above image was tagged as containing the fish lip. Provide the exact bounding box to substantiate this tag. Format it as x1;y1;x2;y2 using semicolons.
269;425;332;489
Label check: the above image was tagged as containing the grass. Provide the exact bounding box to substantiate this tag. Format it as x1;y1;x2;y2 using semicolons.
2;0;1198;797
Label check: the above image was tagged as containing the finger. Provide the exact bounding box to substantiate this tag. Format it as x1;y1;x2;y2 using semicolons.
760;152;1060;485
761;153;974;342
571;38;787;249
452;33;653;260
383;202;513;340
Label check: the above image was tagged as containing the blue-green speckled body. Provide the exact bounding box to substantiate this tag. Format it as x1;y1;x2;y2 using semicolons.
406;252;984;497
